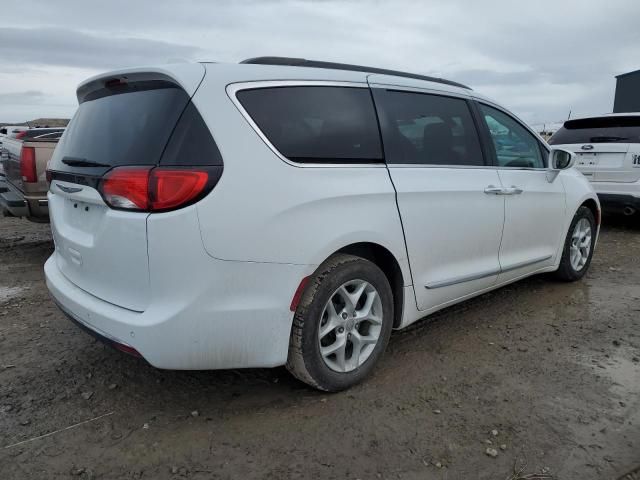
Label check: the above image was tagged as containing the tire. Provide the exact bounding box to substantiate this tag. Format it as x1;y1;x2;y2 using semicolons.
286;254;394;392
555;206;596;281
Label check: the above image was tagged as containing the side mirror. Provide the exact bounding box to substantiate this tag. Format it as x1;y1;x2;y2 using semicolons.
550;148;575;170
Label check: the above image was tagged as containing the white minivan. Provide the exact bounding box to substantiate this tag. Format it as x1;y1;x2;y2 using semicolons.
45;58;600;391
549;113;640;217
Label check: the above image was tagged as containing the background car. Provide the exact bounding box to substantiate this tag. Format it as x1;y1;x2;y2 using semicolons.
0;127;64;221
549;113;640;217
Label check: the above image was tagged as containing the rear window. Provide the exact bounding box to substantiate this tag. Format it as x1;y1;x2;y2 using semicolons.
28;131;64;141
24;129;65;139
49;82;222;175
549;116;640;144
236;86;383;164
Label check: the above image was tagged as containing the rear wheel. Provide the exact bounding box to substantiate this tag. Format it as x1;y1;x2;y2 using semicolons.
555;206;596;281
286;254;393;391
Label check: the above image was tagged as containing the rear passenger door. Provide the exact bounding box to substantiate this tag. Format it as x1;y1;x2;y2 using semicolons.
371;85;505;312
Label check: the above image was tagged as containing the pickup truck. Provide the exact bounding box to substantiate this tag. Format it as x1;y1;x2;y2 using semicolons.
0;126;29;175
0;128;64;222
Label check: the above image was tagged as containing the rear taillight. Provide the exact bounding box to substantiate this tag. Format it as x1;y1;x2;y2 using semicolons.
20;146;37;183
150;169;209;211
101;167;150;210
99;166;213;212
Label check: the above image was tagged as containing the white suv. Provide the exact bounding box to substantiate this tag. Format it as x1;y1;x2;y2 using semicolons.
45;58;600;391
549;113;640;217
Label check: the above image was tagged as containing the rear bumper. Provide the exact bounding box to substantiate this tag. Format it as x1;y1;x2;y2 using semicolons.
597;193;640;214
0;176;28;217
45;250;312;370
53;297;144;358
0;177;48;220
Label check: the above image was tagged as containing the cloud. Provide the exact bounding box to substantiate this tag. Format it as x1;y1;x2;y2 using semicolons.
0;90;45;104
0;27;201;69
0;0;638;123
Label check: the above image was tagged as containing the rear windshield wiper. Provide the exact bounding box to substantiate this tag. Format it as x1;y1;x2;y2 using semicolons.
589;136;628;142
62;157;110;168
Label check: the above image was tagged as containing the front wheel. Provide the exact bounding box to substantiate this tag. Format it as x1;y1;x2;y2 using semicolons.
555;206;596;281
286;254;394;391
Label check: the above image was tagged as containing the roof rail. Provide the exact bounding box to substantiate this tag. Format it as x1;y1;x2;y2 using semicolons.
240;56;471;90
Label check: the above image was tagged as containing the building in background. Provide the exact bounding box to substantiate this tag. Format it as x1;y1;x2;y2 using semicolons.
614;69;640;113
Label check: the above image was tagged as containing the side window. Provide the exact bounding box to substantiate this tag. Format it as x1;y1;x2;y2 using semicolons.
373;89;484;166
236;86;383;164
479;104;545;169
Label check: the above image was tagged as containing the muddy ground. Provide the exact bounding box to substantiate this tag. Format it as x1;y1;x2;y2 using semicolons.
0;215;639;480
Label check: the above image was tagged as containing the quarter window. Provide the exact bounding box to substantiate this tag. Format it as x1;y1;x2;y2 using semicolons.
479;104;545;169
373;89;484;166
236;86;383;164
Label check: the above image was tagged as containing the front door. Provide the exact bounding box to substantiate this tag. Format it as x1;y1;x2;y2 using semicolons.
371;84;505;311
476;103;566;283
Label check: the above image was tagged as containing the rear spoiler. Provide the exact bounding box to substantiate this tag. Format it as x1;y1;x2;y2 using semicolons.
76;64;206;104
76;72;180;104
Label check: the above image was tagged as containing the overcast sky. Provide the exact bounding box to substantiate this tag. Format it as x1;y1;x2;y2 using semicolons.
1;0;639;127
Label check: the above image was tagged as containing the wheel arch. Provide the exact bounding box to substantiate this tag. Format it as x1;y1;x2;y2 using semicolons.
333;242;405;328
580;197;601;226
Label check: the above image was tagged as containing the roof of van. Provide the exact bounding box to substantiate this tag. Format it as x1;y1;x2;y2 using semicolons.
239;57;471;90
77;61;488;105
199;60;478;100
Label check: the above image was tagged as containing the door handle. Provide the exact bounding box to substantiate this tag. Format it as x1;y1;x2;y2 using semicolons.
502;186;523;195
484;185;503;195
484;185;524;195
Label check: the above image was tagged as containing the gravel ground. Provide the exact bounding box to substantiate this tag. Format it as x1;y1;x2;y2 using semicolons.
0;215;639;479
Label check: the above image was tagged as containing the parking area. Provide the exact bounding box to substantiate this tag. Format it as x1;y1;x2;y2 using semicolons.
0;216;639;479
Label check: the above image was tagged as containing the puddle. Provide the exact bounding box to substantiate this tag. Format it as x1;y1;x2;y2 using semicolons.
599;355;640;399
558;355;640;478
0;286;25;302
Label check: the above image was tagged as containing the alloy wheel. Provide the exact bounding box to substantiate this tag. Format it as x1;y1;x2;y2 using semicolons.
318;279;383;373
570;218;592;271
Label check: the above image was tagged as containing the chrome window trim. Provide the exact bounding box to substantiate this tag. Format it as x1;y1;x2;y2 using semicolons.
226;80;386;169
425;255;552;289
386;164;551;171
367;81;471;101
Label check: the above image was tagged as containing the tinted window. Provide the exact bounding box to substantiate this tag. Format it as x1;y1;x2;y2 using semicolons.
549;116;640;144
237;86;383;163
50;85;192;175
24;128;65;139
29;131;64;141
160;101;222;166
373;90;484;165
479;104;544;169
